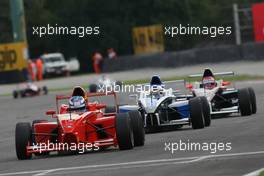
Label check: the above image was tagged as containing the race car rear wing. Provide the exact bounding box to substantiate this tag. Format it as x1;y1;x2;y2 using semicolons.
188;71;235;78
163;79;186;84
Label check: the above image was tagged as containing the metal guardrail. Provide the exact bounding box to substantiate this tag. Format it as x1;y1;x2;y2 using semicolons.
102;42;264;73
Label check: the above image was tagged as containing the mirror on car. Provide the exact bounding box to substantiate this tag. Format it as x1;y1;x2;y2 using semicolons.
46;110;57;118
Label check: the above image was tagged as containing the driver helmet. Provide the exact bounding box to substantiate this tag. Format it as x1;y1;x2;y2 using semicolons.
71;86;87;101
151;85;164;99
69;96;86;112
203;76;216;89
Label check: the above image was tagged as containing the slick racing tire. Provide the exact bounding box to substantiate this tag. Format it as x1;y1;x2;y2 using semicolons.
199;96;211;127
42;86;48;95
13;90;18;99
238;88;252;116
115;81;122;89
248;87;257;114
105;106;116;113
15;122;32;160
128;110;145;147
190;97;205;129
31;120;50;156
89;84;98;93
115;113;134;150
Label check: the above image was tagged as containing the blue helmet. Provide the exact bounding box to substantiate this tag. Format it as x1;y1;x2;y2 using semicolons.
69;96;86;111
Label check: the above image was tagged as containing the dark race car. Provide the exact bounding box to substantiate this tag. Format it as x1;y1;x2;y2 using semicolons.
13;83;48;99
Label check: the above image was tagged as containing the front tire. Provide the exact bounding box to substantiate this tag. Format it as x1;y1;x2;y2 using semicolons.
15;123;32;160
189;97;205;129
115;113;134;150
128;111;145;147
238;88;252;116
13;91;18;99
199;96;211;127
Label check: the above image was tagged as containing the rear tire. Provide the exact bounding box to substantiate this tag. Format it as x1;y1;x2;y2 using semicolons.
238;88;252;116
89;84;97;93
189;97;205;129
248;87;257;114
128;111;145;147
115;113;134;150
15;123;32;160
199;96;211;127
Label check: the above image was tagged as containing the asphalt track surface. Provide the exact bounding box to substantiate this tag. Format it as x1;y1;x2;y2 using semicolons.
0;80;264;176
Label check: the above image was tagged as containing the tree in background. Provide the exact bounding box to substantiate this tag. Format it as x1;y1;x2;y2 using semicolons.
23;0;263;73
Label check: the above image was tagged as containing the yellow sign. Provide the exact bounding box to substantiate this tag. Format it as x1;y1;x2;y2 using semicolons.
133;24;164;55
0;42;28;72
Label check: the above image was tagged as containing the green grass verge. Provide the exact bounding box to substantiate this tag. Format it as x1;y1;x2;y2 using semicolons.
1;74;264;97
259;170;264;176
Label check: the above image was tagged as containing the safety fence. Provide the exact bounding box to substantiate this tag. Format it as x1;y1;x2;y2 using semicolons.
102;42;264;72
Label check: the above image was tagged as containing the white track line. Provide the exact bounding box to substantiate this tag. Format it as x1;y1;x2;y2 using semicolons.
0;156;199;176
37;156;212;176
0;150;263;176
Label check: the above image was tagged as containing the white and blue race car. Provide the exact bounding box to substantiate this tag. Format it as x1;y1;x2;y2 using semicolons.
119;76;211;132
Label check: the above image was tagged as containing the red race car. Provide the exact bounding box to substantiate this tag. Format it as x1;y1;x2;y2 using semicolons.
15;86;145;160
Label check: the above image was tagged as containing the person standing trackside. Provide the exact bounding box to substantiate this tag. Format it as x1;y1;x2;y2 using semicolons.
92;51;103;74
28;59;36;81
107;48;117;59
36;58;43;81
